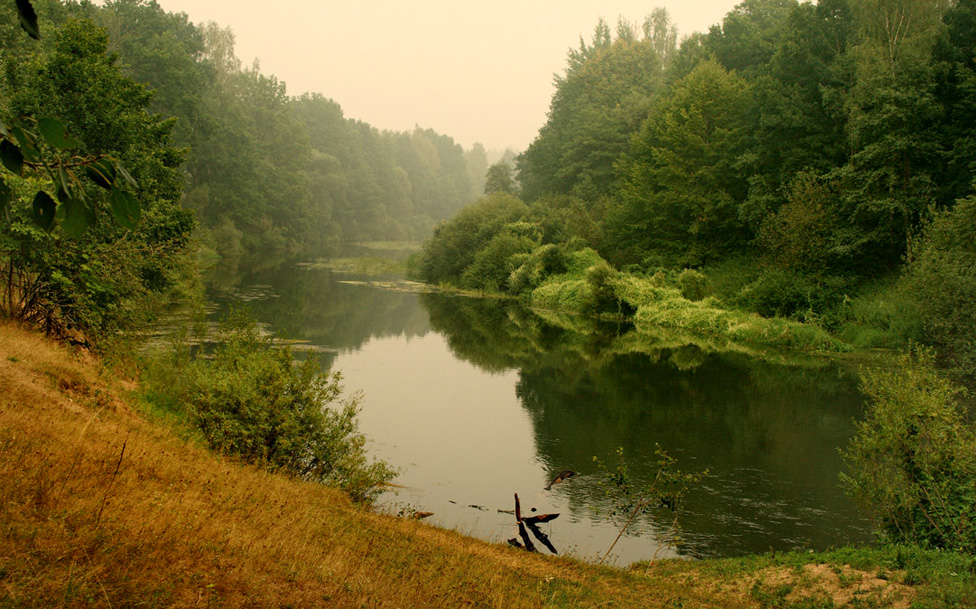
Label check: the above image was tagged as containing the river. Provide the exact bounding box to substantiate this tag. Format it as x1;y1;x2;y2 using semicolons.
206;259;873;566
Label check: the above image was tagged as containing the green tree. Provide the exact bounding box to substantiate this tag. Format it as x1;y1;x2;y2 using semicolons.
901;196;976;381
0;17;193;341
612;59;754;266
419;192;528;285
484;161;517;195
842;349;976;551
517;22;663;202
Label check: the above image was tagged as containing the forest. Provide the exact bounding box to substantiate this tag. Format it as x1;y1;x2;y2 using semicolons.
0;0;490;343
420;0;976;386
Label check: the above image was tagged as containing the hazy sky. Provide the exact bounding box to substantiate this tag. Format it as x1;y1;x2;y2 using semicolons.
153;1;743;151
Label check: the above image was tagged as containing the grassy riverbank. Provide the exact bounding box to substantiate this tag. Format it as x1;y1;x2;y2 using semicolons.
1;323;972;608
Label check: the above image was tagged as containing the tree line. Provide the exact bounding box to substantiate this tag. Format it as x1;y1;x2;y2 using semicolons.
7;0;487;263
0;0;493;342
421;0;976;383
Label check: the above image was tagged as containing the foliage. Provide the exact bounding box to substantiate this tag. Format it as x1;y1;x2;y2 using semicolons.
842;348;976;552
757;173;842;275
160;314;395;502
517;18;664;202
612;59;754;266
900;196;976;382
582;260;633;317
736;270;850;326
418;192;527;285
593;446;704;565
0;16;194;344
459;228;537;292
483;161;517;195
677;268;708;301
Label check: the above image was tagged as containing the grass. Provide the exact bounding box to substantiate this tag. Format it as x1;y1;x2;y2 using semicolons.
2;323;972;607
0;322;736;607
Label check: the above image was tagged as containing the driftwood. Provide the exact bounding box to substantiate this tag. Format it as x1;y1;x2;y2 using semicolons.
525;520;557;554
544;470;575;491
514;493;537;552
524;513;559;524
511;493;560;555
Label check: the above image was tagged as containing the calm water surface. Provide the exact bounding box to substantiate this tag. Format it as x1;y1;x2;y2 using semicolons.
209;262;873;565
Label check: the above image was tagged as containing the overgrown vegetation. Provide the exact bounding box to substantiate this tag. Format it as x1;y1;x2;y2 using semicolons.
144;314;395;503
842;348;976;552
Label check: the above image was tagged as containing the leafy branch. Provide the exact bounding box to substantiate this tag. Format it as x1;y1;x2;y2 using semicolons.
593;446;705;565
2;0;141;237
0;118;141;237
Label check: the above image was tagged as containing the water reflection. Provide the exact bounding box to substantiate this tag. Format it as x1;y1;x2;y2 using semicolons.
210;265;873;562
208;264;431;367
422;293;872;558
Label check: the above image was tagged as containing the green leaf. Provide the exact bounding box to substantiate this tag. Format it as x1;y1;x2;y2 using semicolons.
30;191;56;232
85;159;116;189
110;188;140;229
15;0;40;40
0;140;24;175
11;126;40;163
61;196;90;239
57;164;72;199
37;118;82;150
115;162;138;190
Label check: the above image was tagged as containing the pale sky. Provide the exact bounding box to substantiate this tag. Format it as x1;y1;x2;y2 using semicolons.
153;1;744;151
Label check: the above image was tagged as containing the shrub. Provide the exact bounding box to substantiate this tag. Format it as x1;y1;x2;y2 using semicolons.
901;196;976;383
677;268;707;301
841;349;976;552
757;172;839;275
736;269;848;325
173;315;396;502
459;230;536;292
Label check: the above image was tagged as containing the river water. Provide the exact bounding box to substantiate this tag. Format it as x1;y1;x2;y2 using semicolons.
207;260;873;566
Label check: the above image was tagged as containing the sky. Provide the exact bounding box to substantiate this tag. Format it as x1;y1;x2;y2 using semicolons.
153;1;743;152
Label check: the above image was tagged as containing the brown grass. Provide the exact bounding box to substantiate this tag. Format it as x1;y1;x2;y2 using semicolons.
0;322;753;608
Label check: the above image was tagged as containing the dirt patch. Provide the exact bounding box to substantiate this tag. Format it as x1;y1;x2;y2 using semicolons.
748;563;914;608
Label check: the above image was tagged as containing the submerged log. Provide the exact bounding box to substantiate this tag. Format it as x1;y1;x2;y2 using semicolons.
544;470;576;491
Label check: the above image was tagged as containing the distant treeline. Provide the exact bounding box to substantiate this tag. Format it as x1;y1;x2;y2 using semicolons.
421;1;976;380
4;0;490;263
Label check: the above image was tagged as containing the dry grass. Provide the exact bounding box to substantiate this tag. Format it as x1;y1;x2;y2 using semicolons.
0;322;750;608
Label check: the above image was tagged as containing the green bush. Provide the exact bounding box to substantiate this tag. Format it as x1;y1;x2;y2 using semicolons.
677;268;708;301
165;315;396;503
842;349;976;552
901;196;976;383
736;269;848;326
459;230;536;292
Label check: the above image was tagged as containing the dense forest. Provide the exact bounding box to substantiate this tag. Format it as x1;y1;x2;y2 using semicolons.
0;0;496;341
420;0;976;384
2;0;488;260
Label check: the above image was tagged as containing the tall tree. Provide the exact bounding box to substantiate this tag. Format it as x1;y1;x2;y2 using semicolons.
612;59;755;266
517;23;663;202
